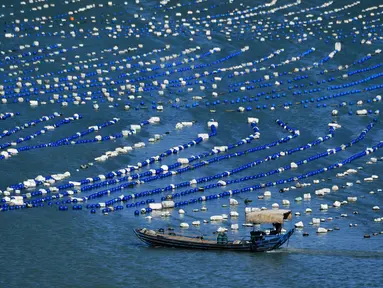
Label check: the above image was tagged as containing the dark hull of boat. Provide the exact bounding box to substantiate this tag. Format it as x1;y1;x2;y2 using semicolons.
134;228;295;252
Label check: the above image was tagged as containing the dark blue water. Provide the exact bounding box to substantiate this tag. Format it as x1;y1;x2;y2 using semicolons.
0;0;382;287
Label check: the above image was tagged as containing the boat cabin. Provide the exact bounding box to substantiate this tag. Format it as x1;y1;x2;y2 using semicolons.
246;209;292;237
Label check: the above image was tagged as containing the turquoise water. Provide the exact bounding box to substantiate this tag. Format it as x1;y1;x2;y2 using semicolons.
0;0;383;287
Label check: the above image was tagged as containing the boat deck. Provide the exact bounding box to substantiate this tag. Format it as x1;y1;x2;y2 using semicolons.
155;233;235;244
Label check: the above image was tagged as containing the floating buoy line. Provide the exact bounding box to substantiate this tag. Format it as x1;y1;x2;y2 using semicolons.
0;0;382;243
156;121;375;206
82;120;373;213
0;113;82;152
5;118;291;197
0;116;124;160
0;118;377;212
0;112;19;121
4;43;377;112
0;112;60;140
176;139;383;205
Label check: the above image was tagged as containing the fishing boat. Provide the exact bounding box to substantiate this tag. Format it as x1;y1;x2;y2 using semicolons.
134;209;294;252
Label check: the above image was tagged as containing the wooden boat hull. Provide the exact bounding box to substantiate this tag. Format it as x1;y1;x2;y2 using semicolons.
134;228;295;252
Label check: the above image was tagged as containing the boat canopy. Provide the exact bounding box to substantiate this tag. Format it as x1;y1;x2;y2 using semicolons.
245;209;292;224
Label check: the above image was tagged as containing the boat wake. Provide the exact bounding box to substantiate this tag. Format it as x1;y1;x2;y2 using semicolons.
270;248;383;259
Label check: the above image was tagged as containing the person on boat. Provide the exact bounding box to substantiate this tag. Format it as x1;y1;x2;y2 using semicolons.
217;232;228;244
272;223;282;234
